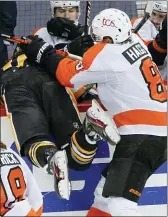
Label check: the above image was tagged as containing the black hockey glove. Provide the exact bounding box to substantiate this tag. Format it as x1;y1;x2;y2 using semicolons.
147;16;167;66
47;17;83;40
19;35;55;64
20;35;65;78
152;15;167;52
159;15;167;45
67;35;94;57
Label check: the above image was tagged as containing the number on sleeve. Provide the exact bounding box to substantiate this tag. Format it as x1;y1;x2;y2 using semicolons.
140;57;167;103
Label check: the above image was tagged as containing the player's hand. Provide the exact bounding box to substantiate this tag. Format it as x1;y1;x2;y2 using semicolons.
67;35;94;57
20;35;54;64
47;17;83;40
159;15;167;43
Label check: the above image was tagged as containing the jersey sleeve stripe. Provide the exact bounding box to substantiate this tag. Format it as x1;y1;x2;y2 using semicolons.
152;40;167;53
114;109;167;128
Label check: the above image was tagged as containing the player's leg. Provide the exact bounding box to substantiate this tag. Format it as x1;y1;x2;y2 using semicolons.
96;134;167;216
86;176;111;216
1;61;73;199
42;81;120;171
41;81;99;172
87;135;145;216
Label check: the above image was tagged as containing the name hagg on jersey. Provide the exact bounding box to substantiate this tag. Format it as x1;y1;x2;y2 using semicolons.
122;42;148;64
0;152;20;167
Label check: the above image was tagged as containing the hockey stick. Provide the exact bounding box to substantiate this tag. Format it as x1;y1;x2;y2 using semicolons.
76;1;94;100
79;1;155;99
84;1;91;35
1;34;82;61
133;1;154;33
1;34;31;44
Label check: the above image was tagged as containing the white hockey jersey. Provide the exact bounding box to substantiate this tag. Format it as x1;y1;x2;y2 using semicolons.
55;33;167;136
132;17;158;41
0;148;43;216
131;17;167;80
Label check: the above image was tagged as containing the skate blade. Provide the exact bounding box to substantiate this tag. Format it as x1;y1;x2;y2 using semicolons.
54;150;71;200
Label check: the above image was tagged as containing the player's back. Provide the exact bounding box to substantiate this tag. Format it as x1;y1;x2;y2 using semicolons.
94;34;167;136
0;145;43;216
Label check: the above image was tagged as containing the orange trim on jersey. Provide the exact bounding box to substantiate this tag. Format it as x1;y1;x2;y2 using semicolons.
87;207;111;216
153;40;167;54
36;205;43;216
32;27;43;36
56;43;107;87
114;109;167;128
144;40;153;46
26;205;43;216
26;208;37;216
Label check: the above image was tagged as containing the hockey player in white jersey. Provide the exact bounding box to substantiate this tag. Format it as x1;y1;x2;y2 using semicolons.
0;141;43;216
19;8;167;216
132;1;167;41
33;1;97;100
33;1;83;49
131;1;167;80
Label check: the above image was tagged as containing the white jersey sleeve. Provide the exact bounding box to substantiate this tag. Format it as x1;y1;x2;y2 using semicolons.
132;18;158;41
0;148;43;216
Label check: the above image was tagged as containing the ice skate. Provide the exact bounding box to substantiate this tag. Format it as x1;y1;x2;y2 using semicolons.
83;99;121;146
47;150;71;200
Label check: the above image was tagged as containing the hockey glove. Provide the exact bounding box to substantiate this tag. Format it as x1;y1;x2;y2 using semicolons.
47;17;83;40
147;16;167;66
20;35;55;64
159;15;167;46
20;35;65;78
67;35;94;57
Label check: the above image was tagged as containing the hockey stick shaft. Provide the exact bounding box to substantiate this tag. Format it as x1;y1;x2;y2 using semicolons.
1;34;30;44
84;1;91;35
133;1;154;33
1;34;82;61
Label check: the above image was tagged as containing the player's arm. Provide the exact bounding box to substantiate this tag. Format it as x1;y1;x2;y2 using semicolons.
20;35;106;88
147;15;167;66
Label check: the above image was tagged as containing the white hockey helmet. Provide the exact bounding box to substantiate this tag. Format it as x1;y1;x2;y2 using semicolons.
50;1;80;17
153;1;167;13
91;8;132;44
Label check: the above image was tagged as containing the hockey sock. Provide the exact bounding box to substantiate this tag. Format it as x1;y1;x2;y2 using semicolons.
66;129;98;170
28;141;57;167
